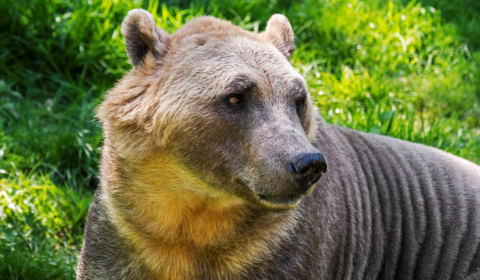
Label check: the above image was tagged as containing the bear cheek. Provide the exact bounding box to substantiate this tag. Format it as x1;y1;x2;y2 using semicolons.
170;118;246;187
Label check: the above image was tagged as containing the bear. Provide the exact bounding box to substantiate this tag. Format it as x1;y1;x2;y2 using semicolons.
77;9;480;280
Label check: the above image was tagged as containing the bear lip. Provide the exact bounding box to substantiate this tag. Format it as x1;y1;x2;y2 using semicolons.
256;193;302;205
234;176;303;208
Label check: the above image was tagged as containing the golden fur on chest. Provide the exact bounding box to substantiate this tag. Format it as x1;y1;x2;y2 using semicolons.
100;150;298;279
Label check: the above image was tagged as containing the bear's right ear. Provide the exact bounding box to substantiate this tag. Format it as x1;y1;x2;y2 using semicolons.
121;9;171;67
260;14;295;59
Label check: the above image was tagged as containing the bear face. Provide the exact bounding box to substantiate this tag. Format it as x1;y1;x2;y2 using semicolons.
97;10;327;211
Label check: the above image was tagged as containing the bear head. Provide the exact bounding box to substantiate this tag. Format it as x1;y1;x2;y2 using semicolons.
97;9;327;211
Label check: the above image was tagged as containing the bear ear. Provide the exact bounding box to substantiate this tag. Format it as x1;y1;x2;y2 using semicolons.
121;9;171;67
260;14;296;59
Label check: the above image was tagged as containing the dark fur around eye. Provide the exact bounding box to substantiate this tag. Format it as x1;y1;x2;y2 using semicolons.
295;98;305;114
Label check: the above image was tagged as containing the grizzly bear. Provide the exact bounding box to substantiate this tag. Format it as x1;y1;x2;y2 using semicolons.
77;9;480;280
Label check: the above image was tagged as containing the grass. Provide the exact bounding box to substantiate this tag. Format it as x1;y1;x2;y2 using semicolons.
0;0;479;278
0;173;92;279
292;0;480;160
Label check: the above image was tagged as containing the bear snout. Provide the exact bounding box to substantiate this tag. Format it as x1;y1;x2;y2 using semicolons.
289;152;327;194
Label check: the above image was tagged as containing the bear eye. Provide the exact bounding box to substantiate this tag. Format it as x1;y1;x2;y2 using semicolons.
295;97;305;114
224;94;244;108
229;96;241;104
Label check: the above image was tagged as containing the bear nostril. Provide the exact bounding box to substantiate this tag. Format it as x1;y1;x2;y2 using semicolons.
289;153;327;193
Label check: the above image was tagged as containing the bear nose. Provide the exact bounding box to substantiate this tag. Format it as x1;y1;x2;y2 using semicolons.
289;153;327;193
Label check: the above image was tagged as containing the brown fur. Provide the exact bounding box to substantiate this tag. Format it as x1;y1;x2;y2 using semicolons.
99;150;299;279
77;9;480;280
79;10;312;279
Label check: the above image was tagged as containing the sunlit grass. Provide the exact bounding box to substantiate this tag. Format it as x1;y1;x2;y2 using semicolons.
0;0;479;278
0;171;92;279
289;0;480;163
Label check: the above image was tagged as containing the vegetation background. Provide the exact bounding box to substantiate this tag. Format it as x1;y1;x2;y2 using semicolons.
1;0;479;278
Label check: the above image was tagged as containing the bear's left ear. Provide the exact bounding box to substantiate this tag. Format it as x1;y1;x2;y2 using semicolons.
260;14;296;59
121;9;171;67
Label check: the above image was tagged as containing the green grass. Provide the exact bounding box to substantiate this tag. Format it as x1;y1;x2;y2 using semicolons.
0;173;92;279
0;0;479;278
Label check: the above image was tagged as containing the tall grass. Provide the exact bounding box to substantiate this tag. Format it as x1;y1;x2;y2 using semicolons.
0;0;479;278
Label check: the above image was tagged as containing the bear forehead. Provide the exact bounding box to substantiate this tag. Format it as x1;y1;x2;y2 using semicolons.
151;16;305;99
170;16;259;45
160;49;303;100
168;16;286;63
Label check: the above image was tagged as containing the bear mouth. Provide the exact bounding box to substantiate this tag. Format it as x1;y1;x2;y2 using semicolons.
255;193;302;206
235;176;303;209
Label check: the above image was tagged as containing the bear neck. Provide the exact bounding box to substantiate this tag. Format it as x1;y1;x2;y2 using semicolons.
99;141;299;279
